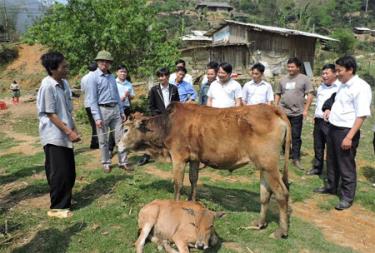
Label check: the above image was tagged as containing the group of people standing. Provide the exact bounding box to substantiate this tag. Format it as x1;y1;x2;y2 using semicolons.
36;49;372;218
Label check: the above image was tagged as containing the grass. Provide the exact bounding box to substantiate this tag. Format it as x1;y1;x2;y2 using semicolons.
0;101;374;253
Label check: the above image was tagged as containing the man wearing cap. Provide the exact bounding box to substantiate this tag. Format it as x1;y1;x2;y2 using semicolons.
87;50;129;173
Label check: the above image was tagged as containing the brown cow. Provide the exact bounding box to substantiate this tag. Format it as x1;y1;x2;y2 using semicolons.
136;199;223;253
120;102;291;238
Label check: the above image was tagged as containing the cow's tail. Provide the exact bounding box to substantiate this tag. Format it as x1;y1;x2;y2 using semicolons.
283;119;291;190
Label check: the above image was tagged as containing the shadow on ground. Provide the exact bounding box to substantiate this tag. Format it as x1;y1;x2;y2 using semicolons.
11;222;87;253
0;183;48;214
73;174;128;210
362;166;375;183
139;179;279;221
0;165;44;185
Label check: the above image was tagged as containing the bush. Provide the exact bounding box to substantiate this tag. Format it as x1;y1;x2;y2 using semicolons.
329;28;357;54
361;72;375;88
74;106;89;125
131;95;150;115
0;45;18;65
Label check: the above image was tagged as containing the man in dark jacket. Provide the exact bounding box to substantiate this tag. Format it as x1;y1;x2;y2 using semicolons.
149;67;180;115
138;67;180;165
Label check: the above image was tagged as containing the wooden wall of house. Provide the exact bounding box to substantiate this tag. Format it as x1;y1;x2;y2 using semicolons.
247;30;316;65
181;45;252;77
224;25;317;67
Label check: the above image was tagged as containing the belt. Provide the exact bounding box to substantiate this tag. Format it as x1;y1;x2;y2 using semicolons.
329;124;350;130
99;103;117;108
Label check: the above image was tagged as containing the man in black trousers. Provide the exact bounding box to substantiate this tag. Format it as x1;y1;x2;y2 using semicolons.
80;62;98;149
307;64;340;176
137;67;180;165
314;56;372;210
37;52;81;218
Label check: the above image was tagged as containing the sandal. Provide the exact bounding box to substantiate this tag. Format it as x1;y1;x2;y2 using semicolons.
47;209;73;218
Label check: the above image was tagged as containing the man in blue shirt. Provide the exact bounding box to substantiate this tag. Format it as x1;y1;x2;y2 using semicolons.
86;50;129;173
171;66;196;103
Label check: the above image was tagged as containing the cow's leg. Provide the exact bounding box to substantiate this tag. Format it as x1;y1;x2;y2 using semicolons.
264;170;289;239
172;160;186;200
162;241;179;253
188;160;200;201
135;223;153;253
252;170;271;229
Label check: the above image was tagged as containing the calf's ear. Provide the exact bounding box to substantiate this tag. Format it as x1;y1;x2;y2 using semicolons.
214;211;225;219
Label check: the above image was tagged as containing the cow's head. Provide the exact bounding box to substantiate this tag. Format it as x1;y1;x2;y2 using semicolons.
183;208;224;250
118;113;152;152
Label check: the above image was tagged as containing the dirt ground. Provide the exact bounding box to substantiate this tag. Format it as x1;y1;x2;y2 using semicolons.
1;99;375;253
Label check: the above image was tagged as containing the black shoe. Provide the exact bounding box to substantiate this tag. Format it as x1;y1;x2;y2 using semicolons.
292;160;304;170
90;144;99;149
306;169;321;176
138;155;150;166
335;200;352;210
313;187;336;195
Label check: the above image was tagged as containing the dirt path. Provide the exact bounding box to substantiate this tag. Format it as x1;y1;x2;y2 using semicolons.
146;165;375;253
292;197;375;253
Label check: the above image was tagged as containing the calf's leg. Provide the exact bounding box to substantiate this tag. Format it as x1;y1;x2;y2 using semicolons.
135;223;153;253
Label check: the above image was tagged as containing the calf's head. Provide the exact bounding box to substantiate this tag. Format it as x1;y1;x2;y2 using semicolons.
183;208;224;250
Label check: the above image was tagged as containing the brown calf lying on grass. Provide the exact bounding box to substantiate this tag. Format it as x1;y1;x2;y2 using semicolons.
135;200;224;253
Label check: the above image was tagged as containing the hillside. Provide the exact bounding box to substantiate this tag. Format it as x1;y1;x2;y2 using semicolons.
0;43;46;94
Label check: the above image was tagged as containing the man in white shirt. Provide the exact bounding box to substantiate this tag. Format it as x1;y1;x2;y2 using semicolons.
169;59;193;85
206;62;242;108
307;64;340;176
242;63;274;105
80;62;98;149
314;56;372;211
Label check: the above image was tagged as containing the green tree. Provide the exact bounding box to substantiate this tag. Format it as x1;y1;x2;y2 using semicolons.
23;0;181;77
330;28;357;54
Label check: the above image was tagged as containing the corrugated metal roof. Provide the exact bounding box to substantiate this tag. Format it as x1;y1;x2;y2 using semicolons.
206;20;338;41
182;30;212;41
196;1;233;9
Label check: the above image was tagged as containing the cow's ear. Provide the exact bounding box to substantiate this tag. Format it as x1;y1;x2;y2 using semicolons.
136;120;151;133
128;114;134;121
214;211;225;219
182;207;195;216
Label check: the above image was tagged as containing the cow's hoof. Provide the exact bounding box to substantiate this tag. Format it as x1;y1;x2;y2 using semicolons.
248;220;268;230
269;229;288;239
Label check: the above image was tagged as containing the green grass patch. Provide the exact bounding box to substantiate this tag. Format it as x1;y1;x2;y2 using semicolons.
0;133;20;151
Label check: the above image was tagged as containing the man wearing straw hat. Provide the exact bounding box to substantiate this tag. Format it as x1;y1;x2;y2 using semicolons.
87;50;129;173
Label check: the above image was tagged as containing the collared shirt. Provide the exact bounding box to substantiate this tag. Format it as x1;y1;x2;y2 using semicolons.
207;78;242;108
37;76;74;148
329;75;372;128
86;68;123;121
242;80;274;105
172;80;197;103
80;71;94;108
169;72;193;85
116;78;135;107
160;84;170;108
314;80;340;119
